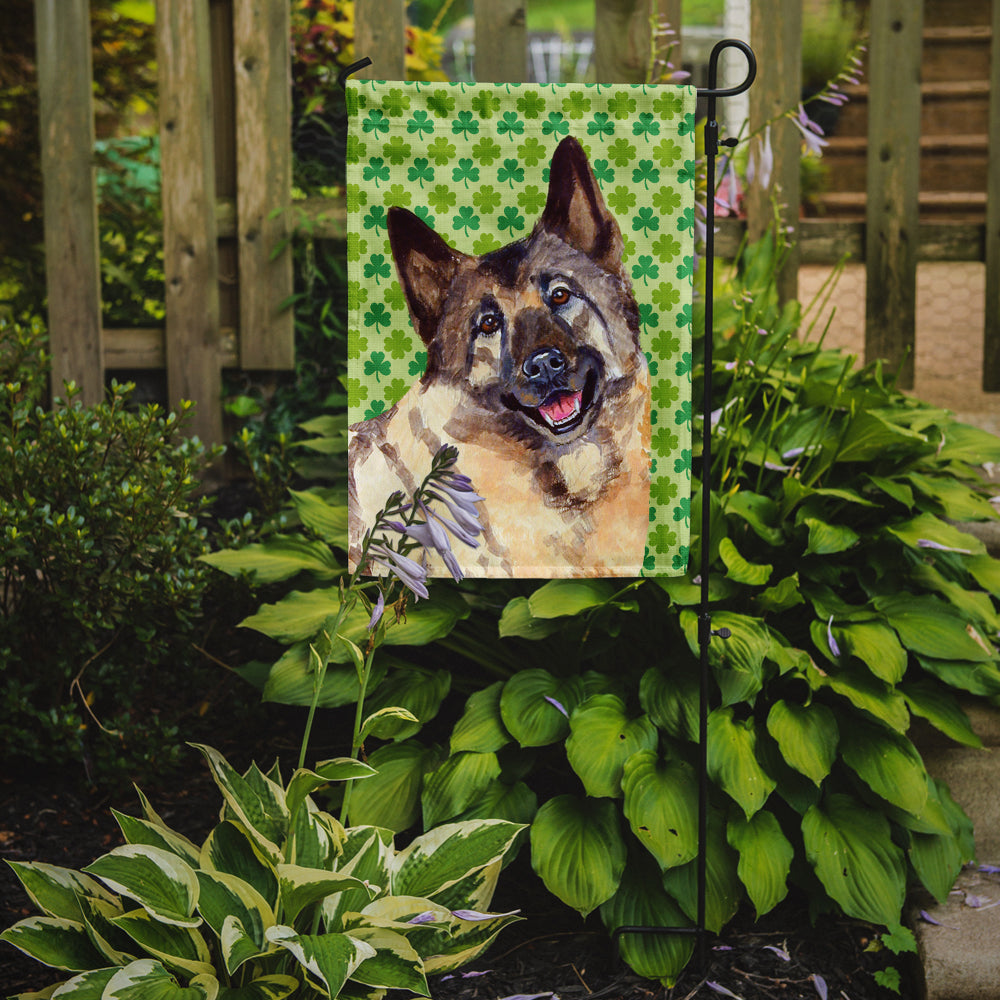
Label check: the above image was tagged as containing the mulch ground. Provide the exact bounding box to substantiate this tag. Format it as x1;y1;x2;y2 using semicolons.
1;737;913;1000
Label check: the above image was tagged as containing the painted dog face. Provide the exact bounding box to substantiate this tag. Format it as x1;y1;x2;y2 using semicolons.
386;136;644;447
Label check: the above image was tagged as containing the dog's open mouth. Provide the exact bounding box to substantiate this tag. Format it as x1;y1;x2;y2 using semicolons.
538;391;584;431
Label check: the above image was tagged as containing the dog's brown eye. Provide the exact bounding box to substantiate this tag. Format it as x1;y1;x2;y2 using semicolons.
479;314;500;335
549;286;571;306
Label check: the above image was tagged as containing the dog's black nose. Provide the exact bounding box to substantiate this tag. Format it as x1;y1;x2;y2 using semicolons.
523;347;566;381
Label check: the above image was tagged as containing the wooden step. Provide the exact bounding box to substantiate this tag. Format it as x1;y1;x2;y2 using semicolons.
922;25;993;83
813;189;987;222
833;80;991;138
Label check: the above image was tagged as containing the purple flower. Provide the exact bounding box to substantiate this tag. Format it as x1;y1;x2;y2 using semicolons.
791;104;828;157
812;974;828;1000
747;125;773;191
451;908;520;921
367;590;385;631
917;538;973;554
368;542;429;600
407;911;438;925
826;616;841;658
544;695;569;718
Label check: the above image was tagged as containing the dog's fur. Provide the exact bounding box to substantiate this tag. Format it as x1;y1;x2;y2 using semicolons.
349;135;650;577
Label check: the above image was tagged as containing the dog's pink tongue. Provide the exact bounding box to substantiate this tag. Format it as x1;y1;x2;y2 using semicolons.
540;391;582;425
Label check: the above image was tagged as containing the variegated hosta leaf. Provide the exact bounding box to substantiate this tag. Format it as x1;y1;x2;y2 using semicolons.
621;751;699;871
191;745;287;863
391;820;524;900
214;974;300;999
83;846;200;928
46;966;118;997
77;894;135;966
112;810;201;868
200;822;278;910
288;802;344;870
265;926;375;998
4;861;117;922
323;829;393;931
285;760;376;823
425;859;501;915
802;793;906;926
421;907;522;975
345;926;429;995
195;870;274;974
102;958;218;999
599;853;694;987
529;795;626;917
0;916;107;972
219;915;269;980
110;908;214;979
726;810;793;918
276;864;375;925
706;707;776;819
765;700;838;786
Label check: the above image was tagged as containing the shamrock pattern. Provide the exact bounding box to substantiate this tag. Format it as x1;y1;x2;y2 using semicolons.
347;80;697;577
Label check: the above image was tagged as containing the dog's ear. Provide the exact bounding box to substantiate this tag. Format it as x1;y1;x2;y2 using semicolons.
387;207;464;345
540;136;625;277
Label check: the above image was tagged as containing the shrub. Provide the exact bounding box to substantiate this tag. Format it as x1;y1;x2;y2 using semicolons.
0;317;220;783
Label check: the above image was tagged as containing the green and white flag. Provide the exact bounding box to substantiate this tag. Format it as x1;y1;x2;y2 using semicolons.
347;80;696;578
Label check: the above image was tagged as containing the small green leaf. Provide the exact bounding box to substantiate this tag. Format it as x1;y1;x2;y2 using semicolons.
727;811;793;917
707;708;776;818
421;751;502;828
526;579;618;618
639;664;699;742
499;670;584;747
347;740;441;832
718;537;772;585
765;700;838;786
838;718;929;817
200;536;341;584
450;682;511;754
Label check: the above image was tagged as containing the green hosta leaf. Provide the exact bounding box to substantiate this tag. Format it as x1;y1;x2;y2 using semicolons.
200;536;341;583
599;853;694;986
111;909;214;978
200;822;278;910
639;663;699;742
527;579;618;618
910;562;1000;633
219;915;268;980
5;862;117;923
103;959;218;1000
727;811;793;917
0;916;107;971
453;779;538;827
935;421;1000;464
191;746;287;862
802;793;906;926
866;474;914;509
285;759;376;821
346;926;429;994
755;573;805;614
839;718;929;816
83;846;200;928
885;512;985;557
347;740;442;831
530;795;626;917
216;975;299;1000
565;695;658;798
806;660;910;732
718;537;772;585
265;926;375;997
362;667;451;740
681;610;770;706
901;680;982;748
260;643;388;708
906;472;998;522
621;751;698;870
803;517;859;556
393;820;524;900
656;573;738;606
909;827;965;905
450;682;511;754
288;489;349;545
112;812;201;868
277;865;374;925
835;621;907;684
874;594;995;662
967;553;1000;597
195;871;273;974
498;596;565;639
421;751;502;828
499;670;585;747
765;701;838;786
707;708;776;818
360;706;421;742
835;410;927;463
661;811;741;933
724;490;784;545
916;655;1000;697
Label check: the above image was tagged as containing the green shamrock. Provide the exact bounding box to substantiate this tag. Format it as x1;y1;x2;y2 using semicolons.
653;91;684;117
638;303;658;330
542;112;569;137
607;91;637;120
427;136;457;164
497;111;525;138
674;449;692;473
385;377;410;405
676;255;695;280
652;234;681;263
676;303;693;329
473;184;502;213
675;399;692;426
562;91;591;117
632;159;661;188
673;496;691;523
362;157;389;187
472;136;503;165
675;351;692;376
643;548;656;572
427;184;457;213
406;110;435;137
513;138;544;169
408;157;435;187
497;206;525;233
652;138;682;167
651;329;680;356
409;351;428;377
346;377;368;407
653;425;679;454
591;159;615;185
587;111;615;139
385;329;413;359
676;206;696;234
363;305;392;333
363;399;387;420
364;254;391;284
362;110;390;136
517;184;547;214
362;205;388;233
383;135;412;165
606;185;636;215
632;207;659;236
678;113;697;137
631;255;659;285
346;134;367;165
650;475;679;504
678;159;698;187
651;523;678;554
452;157;480;187
385;283;406;310
673;548;690;572
497;159;525;187
382;88;410;116
652;187;681;215
607;138;636;167
632;112;660;137
364;351;391;383
452;111;479;138
472;232;504;254
426;89;456;116
345;183;366;213
413;206;435;228
453;206;480;236
346;232;366;262
347;331;368;360
385;184;411;207
516;91;547;119
471;90;501;118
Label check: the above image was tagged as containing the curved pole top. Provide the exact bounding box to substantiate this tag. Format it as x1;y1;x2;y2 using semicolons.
697;39;756;99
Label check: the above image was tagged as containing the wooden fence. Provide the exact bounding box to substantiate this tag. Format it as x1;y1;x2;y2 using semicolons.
33;0;1000;445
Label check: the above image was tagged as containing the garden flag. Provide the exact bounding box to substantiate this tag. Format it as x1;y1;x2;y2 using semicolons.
346;80;697;578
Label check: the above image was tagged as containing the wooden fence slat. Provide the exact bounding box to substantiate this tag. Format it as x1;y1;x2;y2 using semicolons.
34;0;103;405
746;0;801;305
157;0;223;445
864;0;923;390
354;0;406;80
983;0;1000;389
233;0;294;369
594;0;658;84
474;0;526;83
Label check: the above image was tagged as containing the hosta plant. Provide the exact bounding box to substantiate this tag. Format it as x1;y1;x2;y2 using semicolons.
1;744;523;999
